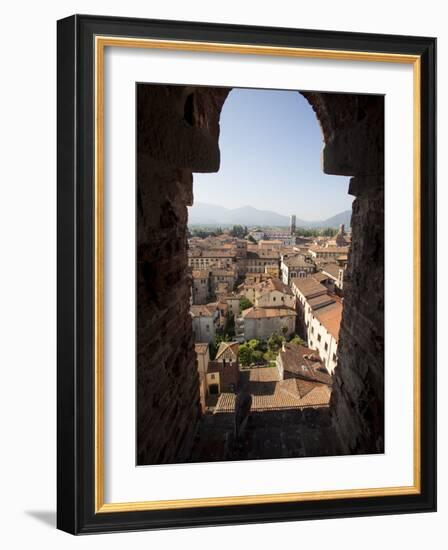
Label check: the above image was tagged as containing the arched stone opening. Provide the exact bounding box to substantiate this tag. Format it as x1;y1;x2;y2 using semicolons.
136;84;384;464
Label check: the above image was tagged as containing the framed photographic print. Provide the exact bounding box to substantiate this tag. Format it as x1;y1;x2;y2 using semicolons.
57;14;436;534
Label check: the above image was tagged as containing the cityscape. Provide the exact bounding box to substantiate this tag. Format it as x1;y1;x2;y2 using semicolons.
188;216;350;461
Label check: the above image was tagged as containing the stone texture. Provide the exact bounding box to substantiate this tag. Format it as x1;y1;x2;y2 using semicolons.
136;84;230;464
330;176;384;454
303;92;384;176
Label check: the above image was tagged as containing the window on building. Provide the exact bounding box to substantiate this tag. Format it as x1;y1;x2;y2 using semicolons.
317;334;321;342
206;324;210;332
324;342;328;351
311;327;314;334
332;353;337;362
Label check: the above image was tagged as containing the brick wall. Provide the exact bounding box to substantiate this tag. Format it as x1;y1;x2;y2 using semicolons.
137;84;229;464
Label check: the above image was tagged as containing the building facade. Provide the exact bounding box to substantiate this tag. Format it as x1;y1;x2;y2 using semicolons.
291;277;342;374
191;269;210;304
241;306;296;340
281;254;316;285
195;343;210;411
191;305;217;343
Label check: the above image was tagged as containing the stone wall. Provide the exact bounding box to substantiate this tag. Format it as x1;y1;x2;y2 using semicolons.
331;175;384;454
302;93;385;455
137;84;229;464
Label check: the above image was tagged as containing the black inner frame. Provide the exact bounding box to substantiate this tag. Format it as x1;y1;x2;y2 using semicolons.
57;14;436;535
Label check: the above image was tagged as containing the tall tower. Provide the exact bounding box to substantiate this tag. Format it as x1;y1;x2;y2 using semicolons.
335;224;348;246
289;214;296;235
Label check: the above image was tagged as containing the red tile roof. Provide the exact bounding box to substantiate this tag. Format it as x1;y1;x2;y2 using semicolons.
214;380;331;413
215;341;239;361
314;301;343;340
277;343;332;383
242;306;297;319
195;343;209;355
292;278;327;298
308;294;336;310
190;305;213;317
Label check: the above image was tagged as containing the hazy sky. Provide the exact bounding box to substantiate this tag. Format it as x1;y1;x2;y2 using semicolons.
192;88;353;221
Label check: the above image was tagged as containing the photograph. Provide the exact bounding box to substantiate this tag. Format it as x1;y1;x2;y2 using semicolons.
136;84;384;465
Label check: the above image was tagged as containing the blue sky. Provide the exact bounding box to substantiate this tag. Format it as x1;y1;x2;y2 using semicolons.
192;88;353;221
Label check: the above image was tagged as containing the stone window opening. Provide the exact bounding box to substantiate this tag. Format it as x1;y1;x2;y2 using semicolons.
137;84;385;465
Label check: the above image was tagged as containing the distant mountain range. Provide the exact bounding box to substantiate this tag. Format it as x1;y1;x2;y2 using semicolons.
188;202;351;229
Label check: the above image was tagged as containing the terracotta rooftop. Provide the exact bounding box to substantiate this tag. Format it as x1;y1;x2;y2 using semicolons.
308;294;336;311
311;272;329;283
242;306;297;319
190;305;213;317
192;269;210;278
283;254;311;268
210;268;236;277
257;277;293;296
322;263;342;279
205;302;219;314
258;239;283;245
277;343;332;383
214;380;331;413
215;341;239;361
247;366;280;383
247;250;279;260
201;249;235;258
292;277;328;299
314;301;343;340
309;245;350;254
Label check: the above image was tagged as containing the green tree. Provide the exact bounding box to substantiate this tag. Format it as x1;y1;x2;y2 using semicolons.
209;341;217;360
289;335;306;346
267;332;285;353
263;349;278;362
238;343;253;366
294;226;338;238
215;333;230;345
247;234;257;244
239;297;253;313
248;338;261;350
229;224;246;238
252;350;264;363
223;314;235;337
